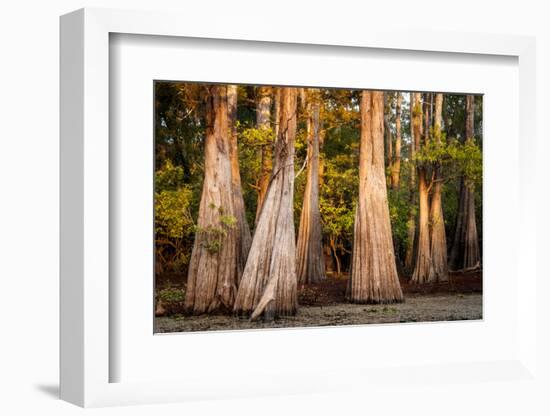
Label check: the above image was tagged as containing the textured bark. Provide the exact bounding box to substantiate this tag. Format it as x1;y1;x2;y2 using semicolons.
404;93;419;272
184;86;239;314
349;91;403;304
227;85;252;275
254;86;273;226
411;167;435;283
449;95;480;271
428;93;448;281
384;94;394;177
424;93;432;137
234;88;298;319
411;93;436;283
390;92;402;189
296;89;326;284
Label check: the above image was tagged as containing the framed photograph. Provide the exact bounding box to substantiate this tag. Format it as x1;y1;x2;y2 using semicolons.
60;7;537;408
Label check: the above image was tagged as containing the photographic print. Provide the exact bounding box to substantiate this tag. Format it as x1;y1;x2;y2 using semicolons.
154;83;482;333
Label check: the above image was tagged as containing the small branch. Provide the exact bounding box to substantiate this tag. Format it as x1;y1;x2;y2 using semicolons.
295;155;309;179
426;170;436;194
155;239;177;249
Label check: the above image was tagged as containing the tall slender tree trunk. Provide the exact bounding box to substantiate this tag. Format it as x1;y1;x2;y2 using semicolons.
463;181;480;268
323;243;335;273
296;89;326;284
349;91;403;304
390;92;402;189
404;93;419;272
384;94;393;179
254;86;273;226
411;93;436;283
449;95;481;271
411;167;435;283
234;87;298;320
227;85;252;275
449;178;466;268
184;85;239;314
429;93;448;281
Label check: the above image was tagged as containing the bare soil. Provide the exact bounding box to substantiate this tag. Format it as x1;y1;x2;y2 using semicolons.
155;271;482;333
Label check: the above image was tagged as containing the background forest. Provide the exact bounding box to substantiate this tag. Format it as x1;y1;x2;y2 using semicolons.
154;82;482;331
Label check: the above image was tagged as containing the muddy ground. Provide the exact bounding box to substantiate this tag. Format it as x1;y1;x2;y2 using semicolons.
155;271;482;333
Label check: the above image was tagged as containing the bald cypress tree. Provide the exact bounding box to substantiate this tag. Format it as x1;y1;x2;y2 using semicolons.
449;95;481;271
227;85;252;274
184;85;239;314
404;92;417;272
429;93;448;281
410;93;435;283
349;91;403;304
254;86;273;226
390;92;402;189
234;87;299;319
296;88;326;284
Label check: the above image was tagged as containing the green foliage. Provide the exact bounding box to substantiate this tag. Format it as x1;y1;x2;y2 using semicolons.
154;161;196;274
196;207;237;255
388;187;411;252
157;287;186;315
155;189;194;239
158;287;185;303
155;159;185;190
237;121;273;226
155;161;194;240
453;138;483;184
414;132;483;186
319;136;359;264
220;214;237;228
239;123;275;147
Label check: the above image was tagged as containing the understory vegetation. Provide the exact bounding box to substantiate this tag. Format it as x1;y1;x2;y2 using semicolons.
154;83;482;326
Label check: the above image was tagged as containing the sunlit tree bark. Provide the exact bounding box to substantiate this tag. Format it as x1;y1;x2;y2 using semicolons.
254;86;273;226
349;91;403;303
384;94;394;179
390;92;402;189
411;93;435;283
429;93;448;281
404;93;417;272
296;89;326;284
184;85;239;314
234;87;298;319
227;85;252;275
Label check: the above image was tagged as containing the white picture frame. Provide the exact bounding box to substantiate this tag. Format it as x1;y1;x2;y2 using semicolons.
60;7;537;408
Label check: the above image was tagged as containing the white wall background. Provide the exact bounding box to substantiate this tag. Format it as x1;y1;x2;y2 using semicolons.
0;1;548;415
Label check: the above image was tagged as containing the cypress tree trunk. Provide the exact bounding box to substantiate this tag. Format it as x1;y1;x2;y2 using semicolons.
411;168;435;283
462;180;480;269
254;86;273;226
296;89;326;284
184;85;239;314
234;87;298;320
404;93;417;272
323;243;336;273
227;85;252;275
429;93;448;281
384;94;393;179
449;178;466;268
449;95;480;271
349;91;403;304
411;93;436;283
390;92;402;189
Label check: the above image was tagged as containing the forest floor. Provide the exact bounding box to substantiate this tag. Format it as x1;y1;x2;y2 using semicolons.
155;271;482;333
